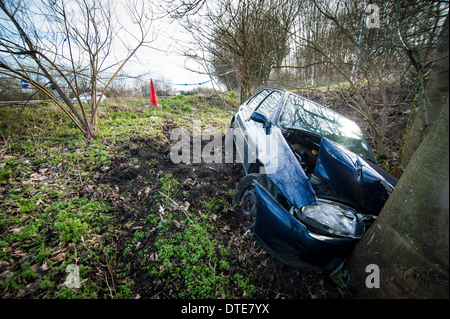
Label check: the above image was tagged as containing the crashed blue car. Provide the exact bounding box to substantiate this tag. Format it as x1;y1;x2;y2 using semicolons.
227;88;397;271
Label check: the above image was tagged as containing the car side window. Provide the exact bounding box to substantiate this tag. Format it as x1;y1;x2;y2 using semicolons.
246;89;270;111
255;91;282;120
279;94;301;128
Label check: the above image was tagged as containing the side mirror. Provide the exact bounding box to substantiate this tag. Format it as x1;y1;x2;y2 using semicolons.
250;111;271;134
250;112;269;127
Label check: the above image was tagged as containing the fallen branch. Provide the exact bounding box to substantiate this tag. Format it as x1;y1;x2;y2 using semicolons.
157;191;196;227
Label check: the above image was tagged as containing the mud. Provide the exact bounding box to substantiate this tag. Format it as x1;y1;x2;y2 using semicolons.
98;121;354;299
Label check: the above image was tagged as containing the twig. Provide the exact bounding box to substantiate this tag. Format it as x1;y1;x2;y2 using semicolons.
76;160;83;184
103;249;117;298
157;191;196;226
0;135;10;158
104;272;114;299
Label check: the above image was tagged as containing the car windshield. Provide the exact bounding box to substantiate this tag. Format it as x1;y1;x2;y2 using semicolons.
280;94;376;162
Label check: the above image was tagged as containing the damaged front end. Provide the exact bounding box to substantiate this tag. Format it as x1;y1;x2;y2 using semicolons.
313;137;396;214
251;181;358;270
298;199;365;239
246;127;396;269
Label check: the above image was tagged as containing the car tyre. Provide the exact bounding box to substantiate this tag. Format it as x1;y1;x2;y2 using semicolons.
233;173;276;225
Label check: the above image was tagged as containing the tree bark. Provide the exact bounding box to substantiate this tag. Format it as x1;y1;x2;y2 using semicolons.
345;99;449;298
401;15;449;169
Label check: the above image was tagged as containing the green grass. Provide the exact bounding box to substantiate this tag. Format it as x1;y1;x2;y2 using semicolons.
0;176;111;297
0;94;247;299
147;208;255;299
150;221;230;298
148;174;254;298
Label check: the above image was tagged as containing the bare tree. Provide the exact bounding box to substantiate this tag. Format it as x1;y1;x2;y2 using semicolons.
345;98;448;299
281;0;448;158
281;0;391;155
179;0;298;102
0;0;153;139
159;0;206;19
393;1;449;170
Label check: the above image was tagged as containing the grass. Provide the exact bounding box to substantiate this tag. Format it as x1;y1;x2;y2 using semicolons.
149;218;232;298
0;174;112;297
0;94;248;299
120;171;256;299
146;198;255;299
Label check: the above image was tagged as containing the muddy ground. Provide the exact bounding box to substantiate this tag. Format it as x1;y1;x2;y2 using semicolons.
91;90;413;299
1;87;411;299
94;120;356;299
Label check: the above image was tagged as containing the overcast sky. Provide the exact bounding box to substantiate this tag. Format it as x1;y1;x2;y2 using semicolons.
122;7;216;91
0;0;216;91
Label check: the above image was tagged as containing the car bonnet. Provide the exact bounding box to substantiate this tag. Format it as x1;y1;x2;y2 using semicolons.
313;137;396;214
259;129;395;214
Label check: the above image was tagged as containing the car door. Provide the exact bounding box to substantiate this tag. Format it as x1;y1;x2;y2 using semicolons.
233;89;273;172
247;90;284;172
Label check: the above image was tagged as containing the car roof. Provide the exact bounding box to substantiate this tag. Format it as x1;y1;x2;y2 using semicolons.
256;87;362;131
254;87;377;163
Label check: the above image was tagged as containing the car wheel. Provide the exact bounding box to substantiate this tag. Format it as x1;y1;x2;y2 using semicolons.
233;173;275;225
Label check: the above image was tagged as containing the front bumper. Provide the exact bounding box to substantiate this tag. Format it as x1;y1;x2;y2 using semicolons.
251;181;359;270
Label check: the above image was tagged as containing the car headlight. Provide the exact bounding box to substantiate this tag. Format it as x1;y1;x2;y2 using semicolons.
297;199;365;239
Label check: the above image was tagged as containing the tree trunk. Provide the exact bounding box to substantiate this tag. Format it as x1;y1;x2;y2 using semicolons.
400;15;449;169
240;60;252;104
345;99;449;298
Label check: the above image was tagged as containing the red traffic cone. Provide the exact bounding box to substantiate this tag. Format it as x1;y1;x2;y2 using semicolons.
150;79;159;107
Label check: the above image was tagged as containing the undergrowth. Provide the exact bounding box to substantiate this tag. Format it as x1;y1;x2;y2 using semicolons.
0;95;245;299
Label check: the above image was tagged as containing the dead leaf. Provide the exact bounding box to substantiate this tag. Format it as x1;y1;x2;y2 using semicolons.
181;201;190;211
124;221;133;229
149;252;158;262
40;262;49;271
16;289;27;298
172;220;181;229
51;252;66;263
